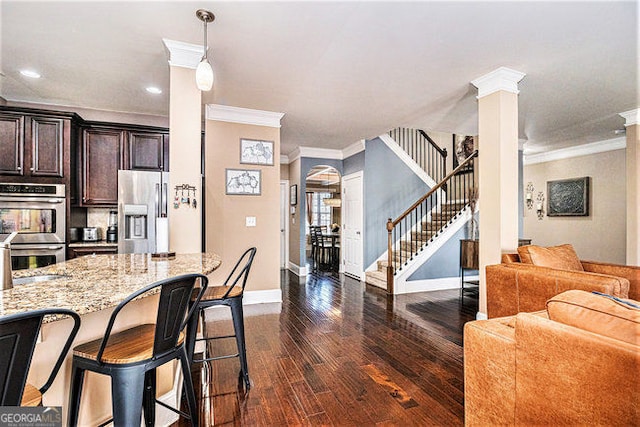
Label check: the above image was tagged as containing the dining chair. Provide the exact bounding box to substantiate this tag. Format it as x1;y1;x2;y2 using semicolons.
67;273;208;427
309;226;319;268
186;247;257;390
0;308;80;406
313;227;333;268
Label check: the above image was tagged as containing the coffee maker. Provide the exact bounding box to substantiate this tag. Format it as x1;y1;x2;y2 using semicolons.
106;210;118;243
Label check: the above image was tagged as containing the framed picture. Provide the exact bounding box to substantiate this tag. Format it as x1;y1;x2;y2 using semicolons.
240;138;274;165
226;169;261;195
452;134;475;171
547;177;590;216
290;184;297;206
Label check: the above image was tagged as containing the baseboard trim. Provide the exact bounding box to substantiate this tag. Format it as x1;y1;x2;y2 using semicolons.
397;276;468;294
243;288;283;304
288;261;308;277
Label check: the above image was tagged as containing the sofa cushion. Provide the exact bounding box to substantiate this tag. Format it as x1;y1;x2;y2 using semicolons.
517;244;584;271
546;290;640;345
501;253;520;263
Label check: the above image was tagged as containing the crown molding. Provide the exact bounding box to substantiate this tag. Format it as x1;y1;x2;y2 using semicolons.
619;108;639;127
282;139;365;164
206;104;284;128
471;67;526;98
342;140;366;159
162;39;203;69
524;137;626;165
299;147;343;160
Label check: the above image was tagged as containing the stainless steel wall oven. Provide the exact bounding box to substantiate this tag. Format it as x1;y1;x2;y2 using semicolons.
0;183;66;270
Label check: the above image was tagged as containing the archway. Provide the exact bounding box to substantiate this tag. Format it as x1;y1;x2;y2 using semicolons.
305;166;341;270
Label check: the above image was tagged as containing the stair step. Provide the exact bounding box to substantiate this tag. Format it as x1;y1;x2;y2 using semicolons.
411;230;438;240
365;270;387;289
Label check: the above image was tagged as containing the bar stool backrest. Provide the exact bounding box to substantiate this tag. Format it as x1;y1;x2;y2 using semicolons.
221;247;257;299
96;273;208;363
0;308;81;405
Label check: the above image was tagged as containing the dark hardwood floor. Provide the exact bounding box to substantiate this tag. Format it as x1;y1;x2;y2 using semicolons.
179;270;478;426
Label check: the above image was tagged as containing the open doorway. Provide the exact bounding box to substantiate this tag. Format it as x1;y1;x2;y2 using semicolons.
305;166;341;271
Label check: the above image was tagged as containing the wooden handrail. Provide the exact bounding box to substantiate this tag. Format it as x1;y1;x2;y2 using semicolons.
384;149;477;293
418;129;448;158
389;150;477;228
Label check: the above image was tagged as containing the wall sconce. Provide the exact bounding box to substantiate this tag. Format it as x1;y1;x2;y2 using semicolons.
536;192;545;220
525;182;534;210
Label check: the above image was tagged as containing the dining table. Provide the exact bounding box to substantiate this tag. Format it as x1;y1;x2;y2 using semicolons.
322;232;340;271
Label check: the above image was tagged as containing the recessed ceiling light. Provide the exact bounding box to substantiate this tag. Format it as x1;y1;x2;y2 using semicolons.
20;70;41;79
146;87;162;94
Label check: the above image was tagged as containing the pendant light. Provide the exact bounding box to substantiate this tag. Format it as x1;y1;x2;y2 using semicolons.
195;9;215;91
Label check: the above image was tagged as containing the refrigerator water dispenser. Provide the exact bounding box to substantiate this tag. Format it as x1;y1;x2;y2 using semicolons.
124;205;148;240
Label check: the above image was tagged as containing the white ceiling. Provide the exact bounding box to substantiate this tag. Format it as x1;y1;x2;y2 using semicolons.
1;1;637;156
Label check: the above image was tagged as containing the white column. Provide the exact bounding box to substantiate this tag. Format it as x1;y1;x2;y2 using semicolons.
162;39;204;253
471;67;525;317
620;108;639;265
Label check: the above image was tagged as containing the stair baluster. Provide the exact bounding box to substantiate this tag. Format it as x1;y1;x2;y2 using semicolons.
384;151;478;293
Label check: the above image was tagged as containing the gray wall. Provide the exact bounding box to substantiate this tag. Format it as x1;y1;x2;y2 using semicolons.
344;150;365;176
408;213;478;280
364;138;430;267
298;157;344;265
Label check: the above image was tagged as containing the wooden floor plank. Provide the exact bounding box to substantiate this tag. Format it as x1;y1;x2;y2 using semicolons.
176;269;477;426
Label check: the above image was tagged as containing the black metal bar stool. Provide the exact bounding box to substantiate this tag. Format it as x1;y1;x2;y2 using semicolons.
67;273;208;426
186;247;256;390
0;308;80;406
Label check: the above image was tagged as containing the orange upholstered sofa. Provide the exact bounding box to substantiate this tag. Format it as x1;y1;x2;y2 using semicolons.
486;244;638;318
464;290;639;426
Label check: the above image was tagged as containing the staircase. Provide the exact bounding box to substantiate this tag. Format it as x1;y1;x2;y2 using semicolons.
364;200;468;289
364;127;478;293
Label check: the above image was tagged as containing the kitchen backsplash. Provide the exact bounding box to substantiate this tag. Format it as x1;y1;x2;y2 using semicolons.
87;208;114;235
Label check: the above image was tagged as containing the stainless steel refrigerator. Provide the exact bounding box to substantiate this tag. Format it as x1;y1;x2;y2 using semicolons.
117;170;170;254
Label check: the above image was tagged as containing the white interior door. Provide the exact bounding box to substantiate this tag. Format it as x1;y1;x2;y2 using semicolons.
280;181;289;269
342;172;363;279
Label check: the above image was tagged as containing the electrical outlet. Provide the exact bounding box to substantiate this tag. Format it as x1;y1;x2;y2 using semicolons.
246;216;257;227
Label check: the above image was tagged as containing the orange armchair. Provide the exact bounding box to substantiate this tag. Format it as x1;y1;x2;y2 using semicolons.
464;290;639;426
486;244;638;318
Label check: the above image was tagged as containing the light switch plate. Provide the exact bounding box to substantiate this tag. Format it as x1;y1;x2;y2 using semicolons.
246;216;257;227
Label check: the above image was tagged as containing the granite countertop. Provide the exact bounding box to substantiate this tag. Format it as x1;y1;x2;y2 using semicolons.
2;253;222;321
68;241;118;248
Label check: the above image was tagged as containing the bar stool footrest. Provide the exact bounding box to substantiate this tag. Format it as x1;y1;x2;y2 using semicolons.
193;353;240;363
155;398;192;420
196;334;236;341
97;418;114;427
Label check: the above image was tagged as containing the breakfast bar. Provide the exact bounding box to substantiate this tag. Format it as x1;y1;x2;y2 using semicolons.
1;252;221;425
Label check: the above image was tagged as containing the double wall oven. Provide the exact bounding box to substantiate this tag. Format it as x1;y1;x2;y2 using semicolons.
0;183;66;270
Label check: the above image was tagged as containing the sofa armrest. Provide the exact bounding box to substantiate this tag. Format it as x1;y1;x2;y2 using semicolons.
464;317;516;426
581;260;638;300
514;313;640;425
486;263;630;318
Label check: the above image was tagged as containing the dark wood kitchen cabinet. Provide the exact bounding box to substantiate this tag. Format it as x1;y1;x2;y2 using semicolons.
0;113;24;175
0;108;78;180
81;127;125;206
79;122;169;206
68;245;118;259
127;131;169;171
